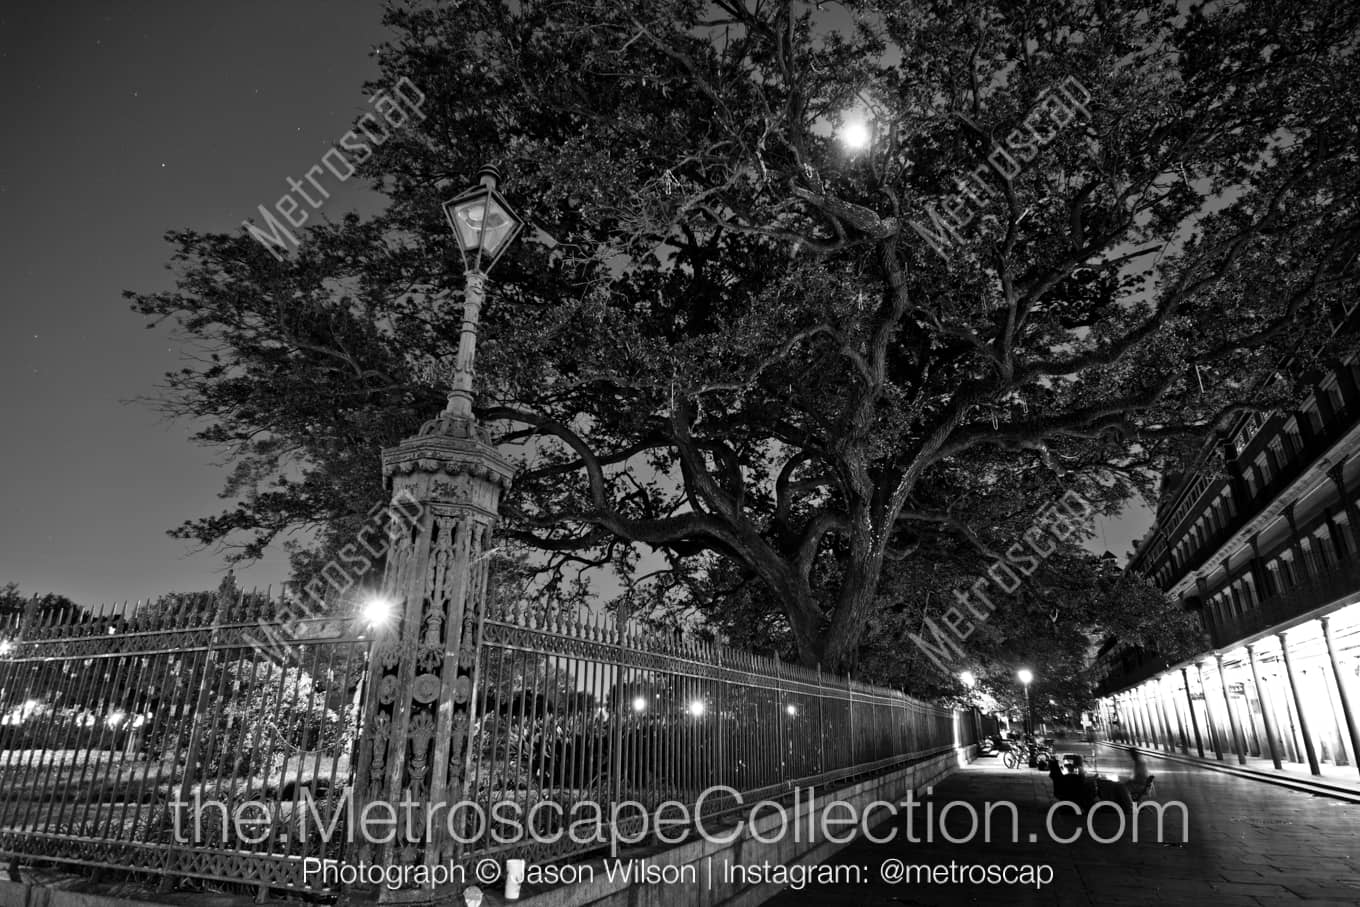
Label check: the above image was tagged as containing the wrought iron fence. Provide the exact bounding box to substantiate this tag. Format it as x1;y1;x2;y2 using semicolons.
0;590;367;897
464;598;958;866
0;587;966;897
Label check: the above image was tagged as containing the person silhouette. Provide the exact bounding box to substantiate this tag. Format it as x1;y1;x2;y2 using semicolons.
1127;748;1153;800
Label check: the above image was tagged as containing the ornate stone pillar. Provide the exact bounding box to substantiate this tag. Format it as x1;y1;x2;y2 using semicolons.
351;410;515;897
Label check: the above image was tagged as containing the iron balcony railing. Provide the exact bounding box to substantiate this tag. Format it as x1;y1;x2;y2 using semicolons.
1210;557;1360;648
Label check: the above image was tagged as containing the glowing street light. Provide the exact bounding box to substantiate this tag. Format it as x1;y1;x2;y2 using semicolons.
687;700;706;718
1017;669;1034;734
631;696;647;713
960;671;977;688
361;596;395;628
786;704;798;717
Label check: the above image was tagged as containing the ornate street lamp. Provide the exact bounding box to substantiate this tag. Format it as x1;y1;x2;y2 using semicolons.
352;167;523;890
439;164;526;420
1017;668;1034;734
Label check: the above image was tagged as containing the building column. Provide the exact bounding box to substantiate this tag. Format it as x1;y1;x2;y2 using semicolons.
1129;689;1148;746
1124;693;1143;744
1147;679;1169;750
1134;690;1154;746
1182;666;1206;757
1161;675;1189;753
1215;653;1248;764
1321;616;1360;779
1247;644;1284;769
1279;630;1322;776
1196;661;1225;760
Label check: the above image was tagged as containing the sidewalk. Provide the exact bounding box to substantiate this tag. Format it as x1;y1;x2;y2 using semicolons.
1109;738;1360;802
764;742;1360;906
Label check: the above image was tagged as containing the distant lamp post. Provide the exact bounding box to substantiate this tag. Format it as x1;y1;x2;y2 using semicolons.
440;165;526;419
959;671;976;689
1017;669;1034;734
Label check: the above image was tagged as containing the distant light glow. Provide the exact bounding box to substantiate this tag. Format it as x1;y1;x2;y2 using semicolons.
785;704;798;717
0;639;12;655
107;711;126;728
361;596;395;628
631;696;647;713
1017;669;1033;685
960;671;976;687
840;120;871;150
688;700;706;718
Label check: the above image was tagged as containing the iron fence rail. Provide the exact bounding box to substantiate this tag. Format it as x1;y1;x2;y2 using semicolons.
466;598;957;866
0;590;968;897
0;593;367;895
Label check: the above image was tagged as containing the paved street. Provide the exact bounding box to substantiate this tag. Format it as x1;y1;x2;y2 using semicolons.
766;743;1360;906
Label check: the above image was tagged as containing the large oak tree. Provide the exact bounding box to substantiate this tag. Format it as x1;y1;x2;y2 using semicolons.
134;0;1360;671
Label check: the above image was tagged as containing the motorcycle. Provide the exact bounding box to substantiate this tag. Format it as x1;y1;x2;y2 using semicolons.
1025;735;1055;769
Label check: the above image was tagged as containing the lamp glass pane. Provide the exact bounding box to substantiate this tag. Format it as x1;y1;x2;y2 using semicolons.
478;197;517;258
450;194;519;259
450;196;490;252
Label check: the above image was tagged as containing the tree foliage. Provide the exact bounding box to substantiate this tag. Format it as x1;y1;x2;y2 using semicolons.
131;0;1360;671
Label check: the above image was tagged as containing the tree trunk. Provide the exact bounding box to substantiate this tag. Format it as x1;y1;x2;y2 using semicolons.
819;527;888;672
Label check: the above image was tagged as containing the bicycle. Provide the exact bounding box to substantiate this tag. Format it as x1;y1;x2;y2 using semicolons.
1003;742;1032;769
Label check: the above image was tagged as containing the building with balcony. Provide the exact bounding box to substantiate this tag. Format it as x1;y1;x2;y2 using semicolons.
1095;354;1360;777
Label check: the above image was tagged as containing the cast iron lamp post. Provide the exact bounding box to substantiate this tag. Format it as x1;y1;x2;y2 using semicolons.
352;166;523;902
440;165;526;419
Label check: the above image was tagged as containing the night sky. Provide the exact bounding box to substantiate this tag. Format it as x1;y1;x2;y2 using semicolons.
0;2;392;606
0;2;1150;609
